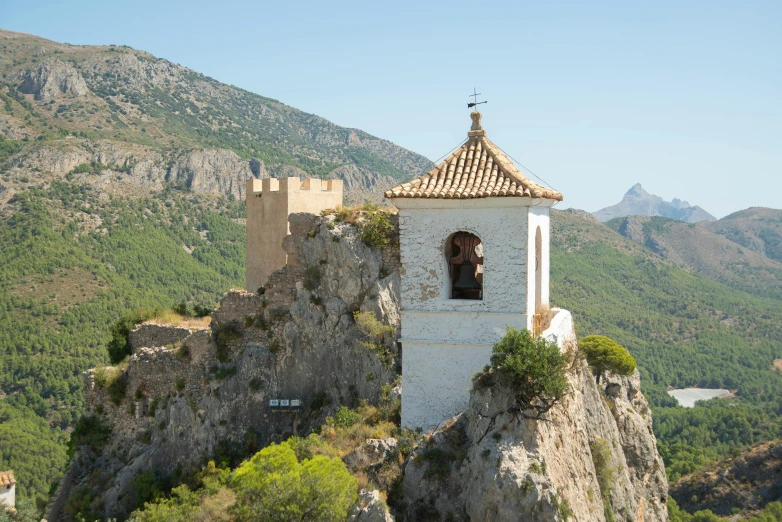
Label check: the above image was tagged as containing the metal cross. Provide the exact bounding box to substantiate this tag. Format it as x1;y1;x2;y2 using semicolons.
467;88;487;109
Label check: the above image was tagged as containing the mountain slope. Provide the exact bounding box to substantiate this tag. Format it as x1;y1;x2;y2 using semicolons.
594;183;716;223
670;440;782;517
0;28;433;204
606;215;782;300
702;207;782;264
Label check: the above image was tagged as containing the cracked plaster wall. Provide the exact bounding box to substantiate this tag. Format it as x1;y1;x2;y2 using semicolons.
396;200;552;430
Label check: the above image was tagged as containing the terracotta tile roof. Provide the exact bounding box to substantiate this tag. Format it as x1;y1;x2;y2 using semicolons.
385;112;562;201
0;470;14;488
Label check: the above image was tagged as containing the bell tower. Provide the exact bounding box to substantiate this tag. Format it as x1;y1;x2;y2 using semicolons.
385;111;563;430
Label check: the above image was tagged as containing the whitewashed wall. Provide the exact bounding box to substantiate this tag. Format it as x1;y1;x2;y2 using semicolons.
526;207;551;327
401;342;493;430
0;484;14;510
393;198;557;430
397;200;529;315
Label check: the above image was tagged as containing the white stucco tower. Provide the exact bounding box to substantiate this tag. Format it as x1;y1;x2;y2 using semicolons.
385;111;563;430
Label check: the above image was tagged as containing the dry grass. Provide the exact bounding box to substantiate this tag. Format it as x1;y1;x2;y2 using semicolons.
316;403;397;458
149;310;211;328
772;358;782;373
194;487;235;522
535;302;554;332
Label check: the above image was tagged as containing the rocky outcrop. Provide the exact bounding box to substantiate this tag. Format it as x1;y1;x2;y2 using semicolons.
400;311;668;522
344;438;398;471
18;61;88;100
53;211;402;520
349;490;395;522
328;164;401;205
167;149;255;198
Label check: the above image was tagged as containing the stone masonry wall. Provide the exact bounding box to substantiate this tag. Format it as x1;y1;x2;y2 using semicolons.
128;323;196;353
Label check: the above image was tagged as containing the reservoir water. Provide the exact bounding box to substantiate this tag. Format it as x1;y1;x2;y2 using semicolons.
668;388;730;408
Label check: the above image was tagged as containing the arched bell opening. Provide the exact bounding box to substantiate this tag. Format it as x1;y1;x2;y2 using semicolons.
445;231;483;300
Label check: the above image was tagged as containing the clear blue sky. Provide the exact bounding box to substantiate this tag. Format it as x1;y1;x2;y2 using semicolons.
2;0;780;217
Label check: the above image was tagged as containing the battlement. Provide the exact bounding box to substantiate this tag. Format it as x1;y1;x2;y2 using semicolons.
246;176;344;292
246;177;343;195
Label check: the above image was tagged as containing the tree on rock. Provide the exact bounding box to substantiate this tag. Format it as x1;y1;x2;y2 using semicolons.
579;335;636;383
485;327;570;418
230;442;357;522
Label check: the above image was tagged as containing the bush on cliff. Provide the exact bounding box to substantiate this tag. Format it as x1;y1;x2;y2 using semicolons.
485;327;570;418
579;335;636;384
230;442;357;522
358;207;395;249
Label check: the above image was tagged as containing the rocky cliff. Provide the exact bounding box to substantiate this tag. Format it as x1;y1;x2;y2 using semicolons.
594;183;716;223
401;311;668;522
53;211;668;521
49;210;402;520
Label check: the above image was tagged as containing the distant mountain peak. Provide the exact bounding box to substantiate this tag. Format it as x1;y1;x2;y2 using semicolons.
625;183;648;198
594;184;716;224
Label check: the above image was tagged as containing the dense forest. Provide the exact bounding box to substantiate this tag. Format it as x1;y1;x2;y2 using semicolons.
552;211;782;482
0;181;246;500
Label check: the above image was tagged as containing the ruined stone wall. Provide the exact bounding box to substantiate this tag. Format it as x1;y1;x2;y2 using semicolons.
128;323;195;353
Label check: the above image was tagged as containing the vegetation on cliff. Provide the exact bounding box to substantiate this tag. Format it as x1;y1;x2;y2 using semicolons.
579;335;636;383
479;327;570;418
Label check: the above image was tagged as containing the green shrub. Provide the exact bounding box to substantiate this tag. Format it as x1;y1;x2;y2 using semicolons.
304;266;321;291
108;373;128;405
230;442;357;522
214;322;242;362
132;471;170;511
67;416;111;458
591;437;616;519
359;208;394;249
419;448;458;481
579;335;636;383
326;406;362;428
487;327;570;418
353;311;395;338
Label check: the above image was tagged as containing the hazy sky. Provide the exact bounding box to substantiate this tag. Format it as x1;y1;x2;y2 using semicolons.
2;0;780;217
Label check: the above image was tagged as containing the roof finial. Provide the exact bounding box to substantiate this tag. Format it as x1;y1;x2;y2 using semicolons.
468;110;485;138
467;88;487;138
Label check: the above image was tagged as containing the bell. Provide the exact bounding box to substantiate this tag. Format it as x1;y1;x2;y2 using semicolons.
454;261;481;289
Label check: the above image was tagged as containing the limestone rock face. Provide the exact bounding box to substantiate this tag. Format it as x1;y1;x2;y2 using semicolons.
50;212;402;520
18;61;89;100
344;438;398;471
401;323;668;522
349;490;395;522
167;149;255;198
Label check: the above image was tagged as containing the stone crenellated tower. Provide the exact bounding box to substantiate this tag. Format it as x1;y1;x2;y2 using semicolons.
385;111;564;430
246;177;343;292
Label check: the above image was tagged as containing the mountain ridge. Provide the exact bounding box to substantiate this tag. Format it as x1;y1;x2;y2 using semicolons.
0;28;434;204
594;183;716;224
